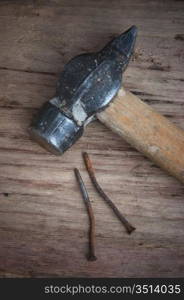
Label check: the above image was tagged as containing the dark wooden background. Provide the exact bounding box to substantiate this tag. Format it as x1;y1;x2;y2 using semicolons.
0;0;184;277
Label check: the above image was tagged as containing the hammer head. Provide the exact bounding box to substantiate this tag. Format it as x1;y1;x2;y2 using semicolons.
29;26;137;155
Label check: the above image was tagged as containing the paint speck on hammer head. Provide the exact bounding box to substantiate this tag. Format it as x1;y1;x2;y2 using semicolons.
118;89;126;97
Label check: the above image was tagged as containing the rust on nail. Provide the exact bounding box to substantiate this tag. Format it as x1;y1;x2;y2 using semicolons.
82;152;136;234
74;168;97;261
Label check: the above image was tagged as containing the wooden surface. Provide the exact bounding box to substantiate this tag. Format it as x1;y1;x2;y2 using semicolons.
0;0;184;278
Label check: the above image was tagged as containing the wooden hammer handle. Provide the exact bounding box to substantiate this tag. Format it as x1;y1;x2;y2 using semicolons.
97;88;184;183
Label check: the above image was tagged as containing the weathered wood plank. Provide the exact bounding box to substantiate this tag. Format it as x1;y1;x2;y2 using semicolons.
0;0;184;277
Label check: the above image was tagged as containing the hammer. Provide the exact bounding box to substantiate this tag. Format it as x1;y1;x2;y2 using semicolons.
29;26;184;184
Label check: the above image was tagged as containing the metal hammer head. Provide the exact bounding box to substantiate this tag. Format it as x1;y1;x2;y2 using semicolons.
29;26;137;155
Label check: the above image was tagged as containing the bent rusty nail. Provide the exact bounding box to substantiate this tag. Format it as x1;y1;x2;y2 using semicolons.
74;168;97;261
82;152;136;234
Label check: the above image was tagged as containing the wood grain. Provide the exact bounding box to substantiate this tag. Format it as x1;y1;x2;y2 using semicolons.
98;88;184;183
0;0;184;278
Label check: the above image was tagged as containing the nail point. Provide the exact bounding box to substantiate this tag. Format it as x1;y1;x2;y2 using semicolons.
87;254;97;262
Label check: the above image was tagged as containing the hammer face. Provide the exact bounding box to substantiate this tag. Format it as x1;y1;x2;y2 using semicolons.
29;26;137;155
29;101;83;155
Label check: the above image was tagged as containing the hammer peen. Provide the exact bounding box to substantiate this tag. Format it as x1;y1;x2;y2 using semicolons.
29;26;184;184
